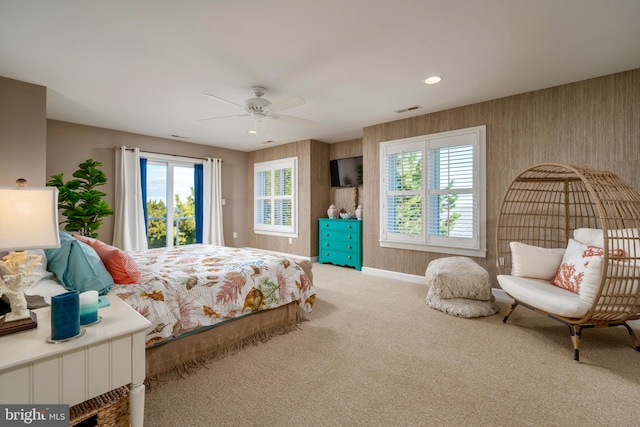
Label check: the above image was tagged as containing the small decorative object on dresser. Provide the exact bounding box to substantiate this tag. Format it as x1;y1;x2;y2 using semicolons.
355;204;363;220
327;204;338;219
318;218;362;270
339;210;355;219
49;291;81;341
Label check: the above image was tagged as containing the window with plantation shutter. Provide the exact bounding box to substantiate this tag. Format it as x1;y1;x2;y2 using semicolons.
380;126;486;257
254;157;298;237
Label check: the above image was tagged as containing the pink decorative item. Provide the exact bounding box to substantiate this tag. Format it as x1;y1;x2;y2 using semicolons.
327;204;338;219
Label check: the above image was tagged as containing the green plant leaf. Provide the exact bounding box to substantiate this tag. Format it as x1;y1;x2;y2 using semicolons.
48;158;113;237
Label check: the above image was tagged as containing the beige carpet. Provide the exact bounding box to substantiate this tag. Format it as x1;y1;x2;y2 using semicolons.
144;263;640;427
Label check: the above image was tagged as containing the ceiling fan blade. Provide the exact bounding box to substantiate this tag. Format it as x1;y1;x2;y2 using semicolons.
202;93;244;109
268;96;305;112
269;113;318;127
197;114;250;122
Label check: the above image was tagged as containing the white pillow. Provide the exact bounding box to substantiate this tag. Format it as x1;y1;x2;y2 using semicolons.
577;255;602;304
510;242;565;280
26;249;56;289
574;227;640;257
573;228;603;246
581;258;640;305
551;239;604;295
24;278;68;304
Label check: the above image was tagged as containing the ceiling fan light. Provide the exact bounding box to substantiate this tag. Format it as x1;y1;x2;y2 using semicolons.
255;118;267;135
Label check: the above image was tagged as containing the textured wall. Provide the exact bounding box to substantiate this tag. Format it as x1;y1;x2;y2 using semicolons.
362;69;640;281
247;139;331;257
0;77;47;186
46;120;249;246
329;138;363;215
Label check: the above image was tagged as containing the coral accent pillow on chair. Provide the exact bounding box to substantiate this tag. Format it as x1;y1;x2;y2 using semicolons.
551;239;604;294
73;235;141;284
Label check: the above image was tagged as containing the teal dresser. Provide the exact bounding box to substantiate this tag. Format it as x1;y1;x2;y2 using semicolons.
318;218;362;270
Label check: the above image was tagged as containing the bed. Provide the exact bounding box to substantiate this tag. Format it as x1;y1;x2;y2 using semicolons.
19;237;316;382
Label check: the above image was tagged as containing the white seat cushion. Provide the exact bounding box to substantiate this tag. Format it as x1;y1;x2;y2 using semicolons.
497;275;591;318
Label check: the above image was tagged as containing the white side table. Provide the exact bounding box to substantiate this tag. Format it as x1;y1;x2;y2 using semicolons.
0;295;151;427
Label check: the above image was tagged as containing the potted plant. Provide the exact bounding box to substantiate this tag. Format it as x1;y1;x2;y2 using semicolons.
47;158;114;238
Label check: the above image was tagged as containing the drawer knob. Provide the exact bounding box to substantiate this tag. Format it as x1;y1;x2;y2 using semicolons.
347;235;352;239
347;245;352;249
325;243;329;246
348;256;352;259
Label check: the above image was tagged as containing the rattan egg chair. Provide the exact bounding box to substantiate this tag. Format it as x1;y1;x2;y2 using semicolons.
496;163;640;361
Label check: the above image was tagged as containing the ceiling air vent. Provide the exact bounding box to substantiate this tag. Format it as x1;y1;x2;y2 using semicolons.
394;105;422;114
170;134;189;139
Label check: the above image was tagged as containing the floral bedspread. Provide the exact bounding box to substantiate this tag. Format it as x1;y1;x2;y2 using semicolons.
108;245;315;348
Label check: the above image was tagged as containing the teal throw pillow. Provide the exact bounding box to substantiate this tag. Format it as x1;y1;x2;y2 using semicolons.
46;232;114;295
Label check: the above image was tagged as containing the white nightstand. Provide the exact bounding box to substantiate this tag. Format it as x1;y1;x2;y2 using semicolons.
0;295;151;427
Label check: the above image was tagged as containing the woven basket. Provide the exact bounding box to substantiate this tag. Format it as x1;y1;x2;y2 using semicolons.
70;385;130;427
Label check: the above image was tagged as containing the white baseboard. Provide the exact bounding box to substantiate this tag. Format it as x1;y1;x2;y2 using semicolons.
361;266;426;284
358;266;513;302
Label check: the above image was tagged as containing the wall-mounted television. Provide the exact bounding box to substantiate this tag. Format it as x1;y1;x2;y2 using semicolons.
330;156;363;187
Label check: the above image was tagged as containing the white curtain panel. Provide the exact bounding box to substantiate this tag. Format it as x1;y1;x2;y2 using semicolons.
113;146;148;251
203;158;225;246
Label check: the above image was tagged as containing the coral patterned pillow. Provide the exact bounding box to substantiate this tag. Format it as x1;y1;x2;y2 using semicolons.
73;235;141;284
551;239;605;294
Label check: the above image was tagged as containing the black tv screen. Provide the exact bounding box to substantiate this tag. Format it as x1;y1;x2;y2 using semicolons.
330;156;363;187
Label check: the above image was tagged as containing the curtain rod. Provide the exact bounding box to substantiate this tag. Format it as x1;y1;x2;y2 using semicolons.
115;146;222;162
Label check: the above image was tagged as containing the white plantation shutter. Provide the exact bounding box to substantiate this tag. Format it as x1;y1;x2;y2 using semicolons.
255;169;272;226
380;126;486;257
382;140;425;243
273;167;292;227
254;157;297;237
427;142;475;241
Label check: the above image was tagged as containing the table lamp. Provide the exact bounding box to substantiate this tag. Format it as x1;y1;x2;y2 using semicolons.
0;180;60;336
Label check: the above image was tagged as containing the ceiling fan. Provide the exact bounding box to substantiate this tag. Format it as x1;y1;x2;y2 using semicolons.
199;86;318;134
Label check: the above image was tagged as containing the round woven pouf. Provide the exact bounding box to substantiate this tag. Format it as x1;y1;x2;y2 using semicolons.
425;257;499;318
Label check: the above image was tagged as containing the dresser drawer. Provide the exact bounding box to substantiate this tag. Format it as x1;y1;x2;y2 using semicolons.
319;219;361;233
320;239;359;254
320;230;361;243
319;250;361;269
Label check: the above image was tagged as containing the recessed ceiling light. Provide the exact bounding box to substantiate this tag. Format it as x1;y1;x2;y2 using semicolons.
248;130;257;135
424;76;442;85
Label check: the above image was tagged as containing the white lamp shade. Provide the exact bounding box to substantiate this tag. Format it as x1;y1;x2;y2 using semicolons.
0;186;60;251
